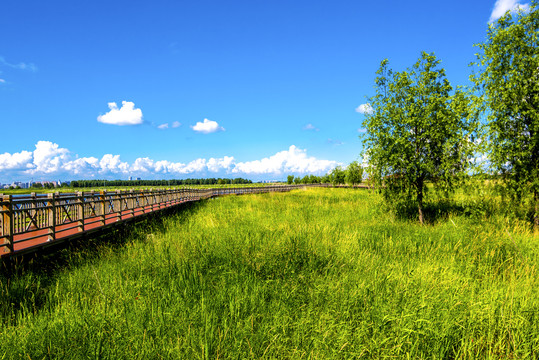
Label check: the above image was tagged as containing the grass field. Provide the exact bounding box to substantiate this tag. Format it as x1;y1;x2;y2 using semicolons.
1;187;538;359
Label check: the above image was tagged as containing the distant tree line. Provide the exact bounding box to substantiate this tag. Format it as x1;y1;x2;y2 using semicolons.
71;178;253;188
287;161;364;186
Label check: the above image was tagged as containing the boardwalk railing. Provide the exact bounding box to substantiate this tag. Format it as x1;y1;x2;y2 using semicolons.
0;185;312;258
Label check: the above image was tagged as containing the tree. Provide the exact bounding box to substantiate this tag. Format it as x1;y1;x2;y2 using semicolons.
330;166;346;185
345;161;363;185
321;174;331;184
471;4;539;227
362;52;477;224
287;175;294;185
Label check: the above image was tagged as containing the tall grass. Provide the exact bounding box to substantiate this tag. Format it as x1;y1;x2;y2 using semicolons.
1;188;538;358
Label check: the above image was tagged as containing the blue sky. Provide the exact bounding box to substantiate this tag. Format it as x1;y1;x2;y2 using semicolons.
0;0;528;182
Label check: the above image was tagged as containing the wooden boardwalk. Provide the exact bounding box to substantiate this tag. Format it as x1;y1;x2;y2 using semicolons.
0;185;303;258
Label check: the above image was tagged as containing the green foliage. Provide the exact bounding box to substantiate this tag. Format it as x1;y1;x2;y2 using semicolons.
345;160;363;185
471;3;539;224
287;175;294;184
330;166;346;185
362;52;478;223
321;173;331;184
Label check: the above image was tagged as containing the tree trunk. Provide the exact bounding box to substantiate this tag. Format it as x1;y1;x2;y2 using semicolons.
535;190;539;232
418;183;424;225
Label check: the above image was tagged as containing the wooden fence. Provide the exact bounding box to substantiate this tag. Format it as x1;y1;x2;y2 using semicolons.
0;185;311;258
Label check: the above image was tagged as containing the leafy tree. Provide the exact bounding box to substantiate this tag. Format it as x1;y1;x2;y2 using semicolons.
471;4;539;227
321;174;331;184
309;174;320;184
345;161;363;185
287;175;294;185
362;52;477;223
330;166;346;185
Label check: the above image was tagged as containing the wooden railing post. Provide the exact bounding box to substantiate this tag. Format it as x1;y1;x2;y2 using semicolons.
2;195;14;254
100;190;106;226
30;192;36;225
77;191;85;232
47;193;56;242
129;190;134;218
116;190;122;221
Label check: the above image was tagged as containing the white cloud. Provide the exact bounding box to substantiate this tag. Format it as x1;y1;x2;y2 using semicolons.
99;154;129;173
207;156;235;172
355;103;373;115
232;145;338;175
0;142;339;182
62;157;99;175
191;118;225;134
489;0;530;22
0;56;38;72
131;157;155;172
31;141;70;174
0;79;5;84
157;121;181;130
303;123;319;131
0;150;33;170
97;101;143;126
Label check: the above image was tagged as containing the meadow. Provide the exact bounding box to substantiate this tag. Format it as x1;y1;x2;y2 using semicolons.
1;187;538;359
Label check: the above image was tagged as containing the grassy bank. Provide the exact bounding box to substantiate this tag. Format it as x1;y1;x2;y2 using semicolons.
1;188;538;358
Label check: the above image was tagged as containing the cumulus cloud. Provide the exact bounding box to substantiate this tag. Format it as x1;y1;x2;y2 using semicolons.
191;118;225;134
232;145;338;175
31;141;70;174
62;157;99;175
207;156;235;172
490;0;530;22
355;103;373;115
158;123;169;130
0;142;339;182
99;154;129;173
0;150;33;170
97;101;143;126
172;121;181;128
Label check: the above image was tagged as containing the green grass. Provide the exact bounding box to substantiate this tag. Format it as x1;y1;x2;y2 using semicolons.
1;188;539;359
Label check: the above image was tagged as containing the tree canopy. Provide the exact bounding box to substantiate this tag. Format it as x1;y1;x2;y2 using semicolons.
362;52;477;223
471;3;539;225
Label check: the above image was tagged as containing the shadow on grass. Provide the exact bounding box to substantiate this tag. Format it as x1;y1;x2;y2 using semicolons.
0;200;206;325
392;198;501;225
